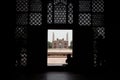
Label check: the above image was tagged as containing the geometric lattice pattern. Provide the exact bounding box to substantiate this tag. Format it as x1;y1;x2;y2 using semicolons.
29;13;42;25
47;3;53;24
92;14;104;26
68;3;73;24
16;0;28;67
92;0;104;12
93;27;105;39
16;13;28;25
30;0;42;12
79;0;91;12
20;48;27;66
93;53;97;67
54;3;66;24
15;26;27;39
54;0;67;5
79;13;91;26
16;0;28;12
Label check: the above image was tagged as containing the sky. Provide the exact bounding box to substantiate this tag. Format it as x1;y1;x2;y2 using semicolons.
48;30;73;46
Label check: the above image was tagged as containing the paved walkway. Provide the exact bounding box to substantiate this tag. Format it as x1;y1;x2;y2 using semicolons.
47;58;67;66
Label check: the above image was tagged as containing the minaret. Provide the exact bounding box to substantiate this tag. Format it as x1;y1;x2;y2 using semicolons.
52;32;55;41
66;32;68;48
66;32;68;41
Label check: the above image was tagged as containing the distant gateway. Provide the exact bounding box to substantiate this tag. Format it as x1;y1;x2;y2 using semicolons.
48;32;72;58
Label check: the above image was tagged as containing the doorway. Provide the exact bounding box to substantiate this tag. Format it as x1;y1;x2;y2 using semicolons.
47;30;73;66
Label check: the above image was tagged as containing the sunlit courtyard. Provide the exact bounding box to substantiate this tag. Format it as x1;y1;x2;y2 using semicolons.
47;30;73;66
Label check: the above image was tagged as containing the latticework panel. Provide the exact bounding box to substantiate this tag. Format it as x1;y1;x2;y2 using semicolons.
47;3;53;24
15;26;27;39
92;40;98;67
79;13;91;26
68;3;73;24
93;53;97;67
16;0;28;67
54;3;66;24
92;14;104;26
79;0;91;12
29;13;42;25
93;27;105;39
54;0;67;5
16;0;28;12
16;13;28;25
15;48;27;67
92;0;104;12
30;0;42;12
20;48;27;66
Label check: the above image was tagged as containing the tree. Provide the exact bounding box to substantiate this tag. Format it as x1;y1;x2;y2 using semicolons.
48;41;52;48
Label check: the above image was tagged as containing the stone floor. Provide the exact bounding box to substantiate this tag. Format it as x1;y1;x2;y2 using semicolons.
15;71;116;80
